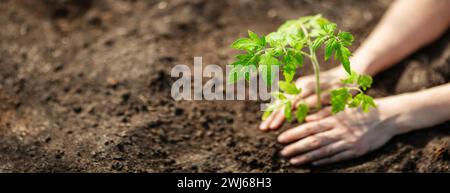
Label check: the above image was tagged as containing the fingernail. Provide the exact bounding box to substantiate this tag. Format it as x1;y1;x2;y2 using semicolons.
289;159;297;165
291;157;306;165
269;120;279;129
277;135;285;143
305;115;315;121
280;149;288;157
259;123;267;131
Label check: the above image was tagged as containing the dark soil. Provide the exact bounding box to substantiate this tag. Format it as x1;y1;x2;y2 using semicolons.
0;0;449;172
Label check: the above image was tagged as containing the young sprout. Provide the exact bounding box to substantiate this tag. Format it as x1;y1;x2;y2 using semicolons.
229;15;376;122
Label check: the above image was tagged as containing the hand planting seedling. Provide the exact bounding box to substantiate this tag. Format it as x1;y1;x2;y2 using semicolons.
229;15;376;123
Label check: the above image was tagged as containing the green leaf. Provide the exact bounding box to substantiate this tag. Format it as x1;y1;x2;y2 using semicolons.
282;49;303;82
260;52;279;66
323;23;336;34
295;103;309;123
284;101;292;122
335;45;352;74
330;88;351;114
311;35;327;50
350;93;376;112
248;30;259;41
324;39;337;61
262;103;279;121
231;38;259;51
341;71;358;84
290;36;306;50
338;32;354;46
259;52;279;84
266;47;283;57
357;74;373;90
279;81;301;95
266;32;287;47
248;30;266;47
283;68;295;83
291;49;304;67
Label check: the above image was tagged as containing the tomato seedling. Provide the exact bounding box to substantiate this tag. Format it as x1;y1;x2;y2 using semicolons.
229;15;376;122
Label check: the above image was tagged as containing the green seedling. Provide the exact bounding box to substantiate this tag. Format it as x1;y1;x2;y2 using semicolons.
229;15;376;122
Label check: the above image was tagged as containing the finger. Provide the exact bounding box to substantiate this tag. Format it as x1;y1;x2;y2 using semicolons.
268;109;286;130
305;107;332;122
263;92;311;131
302;91;331;109
289;141;350;165
278;119;333;144
259;108;282;131
312;150;357;166
267;88;314;130
265;80;316;130
280;129;338;158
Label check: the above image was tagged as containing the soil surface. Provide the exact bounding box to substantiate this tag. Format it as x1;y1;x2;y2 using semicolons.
0;0;449;172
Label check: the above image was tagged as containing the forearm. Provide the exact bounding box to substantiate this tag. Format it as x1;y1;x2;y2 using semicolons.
380;83;450;135
335;0;450;77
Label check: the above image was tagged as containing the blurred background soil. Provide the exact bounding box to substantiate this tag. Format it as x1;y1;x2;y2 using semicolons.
0;0;449;172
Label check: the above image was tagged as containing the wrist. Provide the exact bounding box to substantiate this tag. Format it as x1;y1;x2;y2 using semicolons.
326;49;378;79
349;48;379;76
376;91;445;136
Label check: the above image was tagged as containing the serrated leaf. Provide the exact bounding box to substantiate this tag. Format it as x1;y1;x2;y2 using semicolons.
338;31;353;46
323;23;336;34
266;32;287;47
282;50;302;82
330;88;351;114
248;30;259;41
324;39;336;61
231;38;259;51
311;35;327;50
290;36;306;50
341;71;358;85
260;52;279;66
266;47;283;57
335;45;352;74
350;93;376;112
291;49;304;67
284;101;292;122
357;74;373;90
279;81;301;95
248;30;266;47
283;69;295;83
259;52;279;84
296;103;309;123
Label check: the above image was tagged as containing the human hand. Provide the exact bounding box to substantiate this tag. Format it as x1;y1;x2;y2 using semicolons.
276;97;401;166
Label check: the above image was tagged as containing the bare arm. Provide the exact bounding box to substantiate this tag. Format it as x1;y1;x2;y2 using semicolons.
386;83;450;135
335;0;450;76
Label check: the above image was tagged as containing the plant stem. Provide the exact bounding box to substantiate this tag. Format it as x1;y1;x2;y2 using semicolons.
310;48;322;110
300;23;322;110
